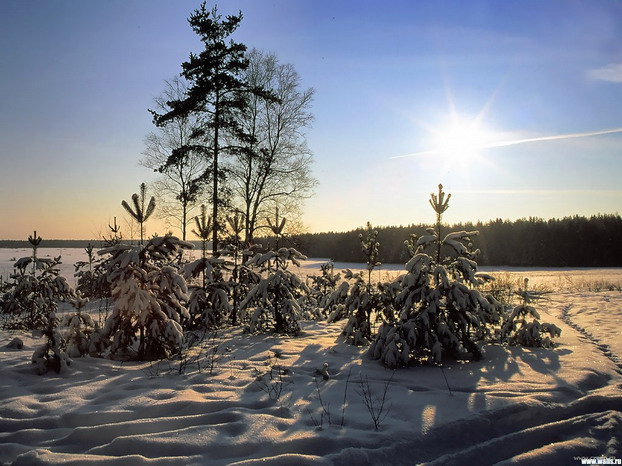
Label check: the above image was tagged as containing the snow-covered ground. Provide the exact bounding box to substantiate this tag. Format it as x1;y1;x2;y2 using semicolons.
1;250;621;464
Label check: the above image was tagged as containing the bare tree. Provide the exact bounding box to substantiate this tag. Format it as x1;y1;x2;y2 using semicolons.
142;77;209;240
228;49;317;244
122;216;139;246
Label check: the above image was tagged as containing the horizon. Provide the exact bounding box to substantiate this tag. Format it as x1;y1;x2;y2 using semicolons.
1;211;620;242
2;1;622;239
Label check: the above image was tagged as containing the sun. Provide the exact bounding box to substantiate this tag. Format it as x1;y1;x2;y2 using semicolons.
429;116;493;170
390;113;503;180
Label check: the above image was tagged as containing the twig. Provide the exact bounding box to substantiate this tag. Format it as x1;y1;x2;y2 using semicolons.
341;367;352;427
356;371;394;431
314;376;332;426
440;365;453;396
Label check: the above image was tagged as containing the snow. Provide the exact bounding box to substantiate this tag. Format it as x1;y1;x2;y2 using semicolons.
1;250;621;464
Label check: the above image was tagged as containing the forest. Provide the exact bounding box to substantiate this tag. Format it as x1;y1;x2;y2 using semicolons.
288;214;622;267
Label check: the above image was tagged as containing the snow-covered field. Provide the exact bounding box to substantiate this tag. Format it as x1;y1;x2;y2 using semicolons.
1;249;621;465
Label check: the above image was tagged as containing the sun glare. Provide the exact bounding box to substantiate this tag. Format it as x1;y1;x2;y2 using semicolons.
430;116;493;168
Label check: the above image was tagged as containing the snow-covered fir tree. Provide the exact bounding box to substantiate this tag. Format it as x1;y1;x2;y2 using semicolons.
62;295;97;358
31;311;72;375
183;254;232;329
307;261;341;312
220;212;261;325
240;247;309;335
369;185;499;367
99;234;192;360
74;243;105;299
1;231;72;330
327;222;385;345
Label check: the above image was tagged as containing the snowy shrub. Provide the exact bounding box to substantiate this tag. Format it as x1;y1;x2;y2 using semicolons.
1;232;73;330
369;185;498;367
61;296;97;358
501;278;561;347
99;234;192;360
183;256;232;329
31;311;72;375
240;248;310;334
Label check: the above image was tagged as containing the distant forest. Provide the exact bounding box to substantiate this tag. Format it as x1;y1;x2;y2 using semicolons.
286;214;622;267
2;214;621;267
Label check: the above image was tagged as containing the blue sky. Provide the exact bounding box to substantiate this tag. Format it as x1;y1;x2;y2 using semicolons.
1;0;621;239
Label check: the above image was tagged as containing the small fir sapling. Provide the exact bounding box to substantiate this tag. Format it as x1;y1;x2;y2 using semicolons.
99;234;192;360
240;246;310;335
74;242;113;326
267;207;287;252
31;311;72;375
324;273;352;322
369;185;498;367
121;183;157;245
74;243;97;296
62;295;96;358
193;205;212;263
102;217;123;247
74;243;109;300
2;231;73;330
331;222;384;345
265;207;320;321
501;278;561;347
307;261;342;312
183;255;231;329
183;206;234;329
220;212;261;325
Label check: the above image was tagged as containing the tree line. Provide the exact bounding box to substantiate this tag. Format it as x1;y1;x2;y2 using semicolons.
285;214;622;267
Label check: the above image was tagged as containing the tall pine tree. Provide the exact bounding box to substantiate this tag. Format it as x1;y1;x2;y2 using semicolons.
151;2;250;254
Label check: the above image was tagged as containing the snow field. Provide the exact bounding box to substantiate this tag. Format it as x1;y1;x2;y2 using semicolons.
1;283;621;464
2;248;622;290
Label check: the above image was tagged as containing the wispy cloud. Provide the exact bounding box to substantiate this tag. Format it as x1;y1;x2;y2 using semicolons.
588;63;622;83
391;127;622;159
484;127;622;148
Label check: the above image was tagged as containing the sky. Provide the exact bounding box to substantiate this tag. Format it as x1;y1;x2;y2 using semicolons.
1;0;622;240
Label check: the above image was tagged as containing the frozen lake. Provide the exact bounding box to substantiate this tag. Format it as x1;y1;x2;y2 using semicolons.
1;247;621;290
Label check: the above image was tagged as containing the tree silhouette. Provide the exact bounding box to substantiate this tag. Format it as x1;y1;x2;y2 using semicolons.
121;183;156;245
151;3;252;254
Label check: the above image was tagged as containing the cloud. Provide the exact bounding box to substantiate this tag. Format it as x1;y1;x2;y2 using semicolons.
391;127;622;159
588;63;622;83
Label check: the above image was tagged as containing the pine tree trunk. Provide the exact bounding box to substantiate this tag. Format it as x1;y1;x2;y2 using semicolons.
182;200;187;241
212;97;220;255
